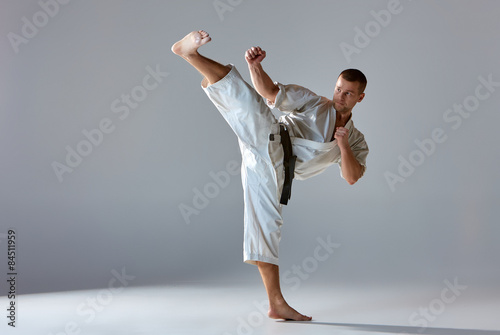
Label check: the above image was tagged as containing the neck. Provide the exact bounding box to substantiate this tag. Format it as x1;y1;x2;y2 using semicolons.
336;110;352;127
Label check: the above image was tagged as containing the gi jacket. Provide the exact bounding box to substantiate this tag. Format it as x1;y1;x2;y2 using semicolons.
268;83;369;181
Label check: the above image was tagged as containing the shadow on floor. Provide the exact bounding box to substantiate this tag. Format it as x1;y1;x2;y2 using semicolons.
281;321;500;335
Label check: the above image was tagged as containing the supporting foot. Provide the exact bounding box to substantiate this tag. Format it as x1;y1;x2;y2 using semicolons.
257;262;312;321
268;298;312;321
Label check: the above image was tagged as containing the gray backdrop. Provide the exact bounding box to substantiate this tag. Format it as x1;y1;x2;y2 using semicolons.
1;0;499;295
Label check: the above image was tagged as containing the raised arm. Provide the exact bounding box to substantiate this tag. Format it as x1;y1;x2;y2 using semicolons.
245;47;279;104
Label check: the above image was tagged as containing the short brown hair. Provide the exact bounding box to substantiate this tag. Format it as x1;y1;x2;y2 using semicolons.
339;69;367;94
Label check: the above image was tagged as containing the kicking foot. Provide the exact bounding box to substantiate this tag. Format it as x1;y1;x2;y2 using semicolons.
268;300;312;321
171;30;211;58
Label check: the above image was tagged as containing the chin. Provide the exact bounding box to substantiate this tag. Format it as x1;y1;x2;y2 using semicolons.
335;105;346;113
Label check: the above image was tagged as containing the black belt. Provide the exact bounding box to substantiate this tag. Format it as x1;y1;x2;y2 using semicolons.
278;124;296;205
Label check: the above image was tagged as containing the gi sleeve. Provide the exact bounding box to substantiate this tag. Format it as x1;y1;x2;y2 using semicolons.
267;83;324;113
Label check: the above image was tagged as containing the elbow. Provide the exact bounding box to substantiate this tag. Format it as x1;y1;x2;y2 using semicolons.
346;165;365;185
345;172;362;185
341;163;364;185
346;178;358;186
267;85;279;103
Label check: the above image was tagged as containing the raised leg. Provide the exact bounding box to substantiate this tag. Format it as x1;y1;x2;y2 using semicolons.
171;30;230;86
257;262;312;321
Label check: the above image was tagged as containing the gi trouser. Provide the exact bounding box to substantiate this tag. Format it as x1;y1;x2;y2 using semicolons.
202;65;285;266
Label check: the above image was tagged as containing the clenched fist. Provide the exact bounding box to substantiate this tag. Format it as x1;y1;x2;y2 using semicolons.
334;127;350;149
245;46;266;66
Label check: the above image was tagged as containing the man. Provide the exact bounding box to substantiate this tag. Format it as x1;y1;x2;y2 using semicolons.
172;30;368;321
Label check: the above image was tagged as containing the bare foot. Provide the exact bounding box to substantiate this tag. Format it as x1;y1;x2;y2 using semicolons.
268;299;312;321
171;30;211;58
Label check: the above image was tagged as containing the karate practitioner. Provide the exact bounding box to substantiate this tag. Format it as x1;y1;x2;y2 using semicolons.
172;30;369;321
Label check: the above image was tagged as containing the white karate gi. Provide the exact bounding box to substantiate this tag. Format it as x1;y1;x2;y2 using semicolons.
202;65;368;266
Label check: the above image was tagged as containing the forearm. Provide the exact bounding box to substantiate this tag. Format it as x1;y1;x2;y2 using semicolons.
248;63;279;103
339;145;363;185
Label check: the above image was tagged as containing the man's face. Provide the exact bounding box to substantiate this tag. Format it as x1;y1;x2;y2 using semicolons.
332;76;365;114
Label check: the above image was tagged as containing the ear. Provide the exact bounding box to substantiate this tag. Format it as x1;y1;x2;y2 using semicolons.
357;93;365;103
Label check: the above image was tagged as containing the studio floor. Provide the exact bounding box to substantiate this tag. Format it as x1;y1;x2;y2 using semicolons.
2;282;500;335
